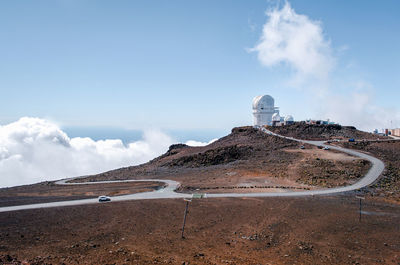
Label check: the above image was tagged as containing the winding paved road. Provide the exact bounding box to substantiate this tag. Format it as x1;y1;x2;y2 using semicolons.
0;129;385;212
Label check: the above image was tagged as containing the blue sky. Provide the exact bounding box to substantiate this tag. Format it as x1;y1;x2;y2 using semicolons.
0;0;399;187
1;0;399;131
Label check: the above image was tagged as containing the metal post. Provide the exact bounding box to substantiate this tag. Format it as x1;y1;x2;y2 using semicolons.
181;199;190;239
356;195;364;222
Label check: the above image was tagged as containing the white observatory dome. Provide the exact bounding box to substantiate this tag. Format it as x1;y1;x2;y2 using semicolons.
284;115;294;122
252;95;279;126
252;95;275;111
272;113;281;122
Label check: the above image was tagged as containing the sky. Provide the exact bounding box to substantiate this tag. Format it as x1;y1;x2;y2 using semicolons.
1;0;399;130
0;0;399;187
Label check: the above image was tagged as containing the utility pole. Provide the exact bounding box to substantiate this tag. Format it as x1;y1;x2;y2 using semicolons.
181;198;191;239
356;196;365;222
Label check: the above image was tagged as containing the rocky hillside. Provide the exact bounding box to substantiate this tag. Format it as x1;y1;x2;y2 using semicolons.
73;126;300;183
267;123;387;140
152;127;297;167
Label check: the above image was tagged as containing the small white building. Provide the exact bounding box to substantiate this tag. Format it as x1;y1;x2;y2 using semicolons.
284;115;294;125
272;113;281;126
252;95;279;126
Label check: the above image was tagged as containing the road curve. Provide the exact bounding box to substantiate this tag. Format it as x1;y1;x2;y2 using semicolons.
207;128;385;198
0;129;385;212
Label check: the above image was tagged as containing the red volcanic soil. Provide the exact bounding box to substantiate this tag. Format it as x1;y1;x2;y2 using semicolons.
1;196;399;264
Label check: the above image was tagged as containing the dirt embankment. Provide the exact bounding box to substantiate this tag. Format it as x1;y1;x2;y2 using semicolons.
267;123;388;141
337;140;400;204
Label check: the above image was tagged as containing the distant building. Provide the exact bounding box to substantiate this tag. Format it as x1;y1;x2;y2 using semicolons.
306;119;335;125
389;128;400;136
252;95;279;126
284;115;294;125
272;113;281;126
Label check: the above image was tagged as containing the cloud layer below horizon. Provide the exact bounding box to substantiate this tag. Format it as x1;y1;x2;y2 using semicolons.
0;117;213;188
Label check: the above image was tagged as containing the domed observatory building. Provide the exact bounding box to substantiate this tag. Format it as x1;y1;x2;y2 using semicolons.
284;115;294;125
252;95;279;126
272;113;281;126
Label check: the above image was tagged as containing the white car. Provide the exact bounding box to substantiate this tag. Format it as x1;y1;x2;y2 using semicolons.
323;146;330;150
98;195;111;202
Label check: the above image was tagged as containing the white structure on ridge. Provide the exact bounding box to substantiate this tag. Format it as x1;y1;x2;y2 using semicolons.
272;113;281;122
272;113;281;126
284;115;294;125
252;95;279;126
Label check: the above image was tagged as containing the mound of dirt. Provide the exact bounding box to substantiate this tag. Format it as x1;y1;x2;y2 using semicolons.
153;126;296;165
73;126;300;183
267;123;387;140
161;145;253;167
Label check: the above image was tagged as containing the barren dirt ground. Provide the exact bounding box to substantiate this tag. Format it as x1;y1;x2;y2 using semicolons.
1;196;399;265
0;181;163;207
177;147;370;194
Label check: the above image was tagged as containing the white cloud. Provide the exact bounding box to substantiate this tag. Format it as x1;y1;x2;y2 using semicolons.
322;82;400;131
185;138;218;147
250;2;334;80
0;117;176;188
251;1;399;131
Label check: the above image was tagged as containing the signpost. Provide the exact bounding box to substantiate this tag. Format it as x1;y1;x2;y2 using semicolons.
356;196;365;222
181;194;207;239
192;193;206;199
181;198;192;239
